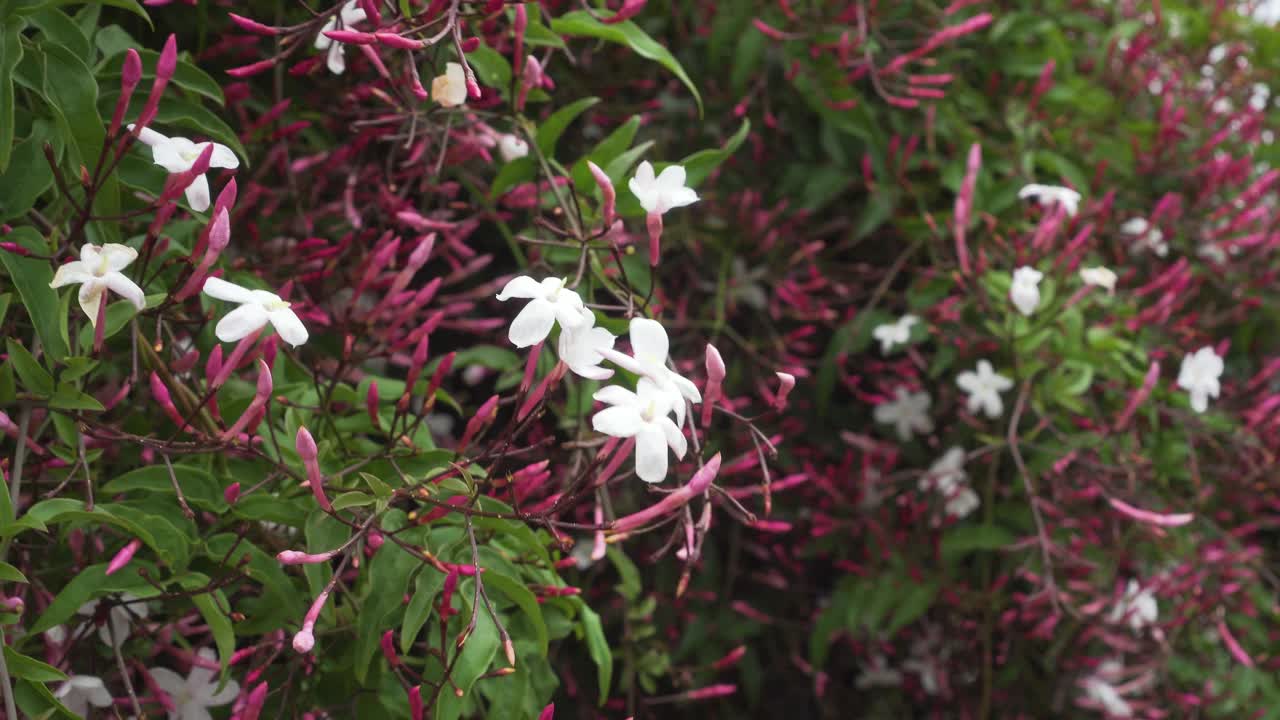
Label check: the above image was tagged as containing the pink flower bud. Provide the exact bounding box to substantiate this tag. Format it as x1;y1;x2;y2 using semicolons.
366;382;381;429
601;0;646;24
121;49;143;90
646;211;663;266
772;372;796;410
226;58;278;78
277;550;336;565
296;427;331;512
587;161;616;226
381;630;400;667
702;344;726;426
292;630;314;653
150;371;188;431
537;703;554;720
954;143;980;275
239;682;269;720
358;0;381;25
324;29;377;45
1108;497;1192;527
613;454;721;533
106;538;142;576
224;482;241;505
409;686;424;720
222;360;273;440
375;32;424;50
228;13;282;36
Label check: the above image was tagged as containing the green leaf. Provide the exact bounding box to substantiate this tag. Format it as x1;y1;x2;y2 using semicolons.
14;678;77;719
484;572;549;657
941;523;1015;558
186;583;235;686
550;11;702;116
572;599;612;704
677;117;750;187
0;22;24;171
432;603;501;720
606;546;641;602
3;647;67;682
28;563;155;636
100;49;224;105
0;227;68;360
354;511;416;683
489;156;535;200
101;464;228;512
29;8;90;60
400;567;445;654
41;41;120;226
0;561;28;583
49;381;104;411
0;121;58;221
571;114;640;192
535;96;600;157
465;44;511;98
330;491;375;511
5;338;54;395
885;581;938;636
12;0;151;25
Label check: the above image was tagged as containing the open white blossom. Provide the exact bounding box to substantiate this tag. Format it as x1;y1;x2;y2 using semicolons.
598;318;701;428
1080;266;1118;294
128;125;239;211
1176;346;1223;413
55;675;114;717
1121;217;1168;257
497;133;529;162
944;485;980;519
202;277;309;347
591;380;687;483
956;360;1013;419
150;648;240;720
628;161;699;215
50;244;146;326
1018;183;1082;217
51;593;148;649
873;387;933;441
873;314;919;354
313;1;367;75
557;308;615;380
1080;661;1134;718
495;276;586;348
920;447;966;494
432;62;468;107
856;655;903;689
1010;266;1043;316
1108;579;1158;633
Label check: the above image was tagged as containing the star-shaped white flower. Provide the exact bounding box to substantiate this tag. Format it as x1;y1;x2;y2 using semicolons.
150;648;240;720
920;447;966;493
1080;661;1134;718
432;62;468;107
54;675;114;717
944;485;980;519
1107;579;1158;633
50;244;146;326
497;133;529;162
873;314;919;354
1121;217;1168;257
314;1;367;75
628;161;698;215
202;277;309;347
495;275;587;348
956;360;1013;419
557;308;615;380
873;387;933;441
1018;183;1082;217
1176;346;1223;413
591;379;688;484
128;125;239;212
597;318;701;428
1010;266;1043;316
1080;266;1117;294
58;593;148;649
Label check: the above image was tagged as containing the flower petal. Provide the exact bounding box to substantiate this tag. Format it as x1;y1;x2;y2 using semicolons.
591;406;644;438
105;272;147;310
496;275;544;301
152;137;196;172
593;385;639;408
202;277;257;304
149;666;187;698
627;318;669;363
268;308;310;347
50;261;92;288
205;143;240;169
670;372;702;404
634;424;669;483
184;173;212;212
215;304;270;343
327;41;347;75
633;160;655;186
100;243;139;272
202;676;240;706
508;298;556;348
128;125;169;147
78;281;105;326
597;347;645;377
655;164;687;191
658;417;686;459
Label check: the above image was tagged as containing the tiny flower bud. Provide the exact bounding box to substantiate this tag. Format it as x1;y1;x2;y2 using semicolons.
224;482;241;505
773;372;796;410
587;161;616;226
106;538;142;576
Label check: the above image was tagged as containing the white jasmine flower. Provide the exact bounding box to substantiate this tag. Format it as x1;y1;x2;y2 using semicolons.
873;314;919;354
628;161;699;215
920;447;966;494
1176;345;1223;413
432;62;468;107
313;1;367;75
956;360;1014;419
591;379;687;484
1018;183;1082;217
202;277;309;347
944;485;980;519
873;387;933;441
82;593;149;649
497;133;529;162
495;275;587;348
558;308;615;380
1121;217;1168;257
1009;266;1043;316
1108;579;1158;633
598;318;701;428
55;675;114;717
856;655;903;689
1080;266;1117;294
1081;661;1134;718
127;125;240;212
149;648;240;720
50;244;146;326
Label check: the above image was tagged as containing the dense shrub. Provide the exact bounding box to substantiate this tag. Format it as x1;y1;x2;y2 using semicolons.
1;0;1279;718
